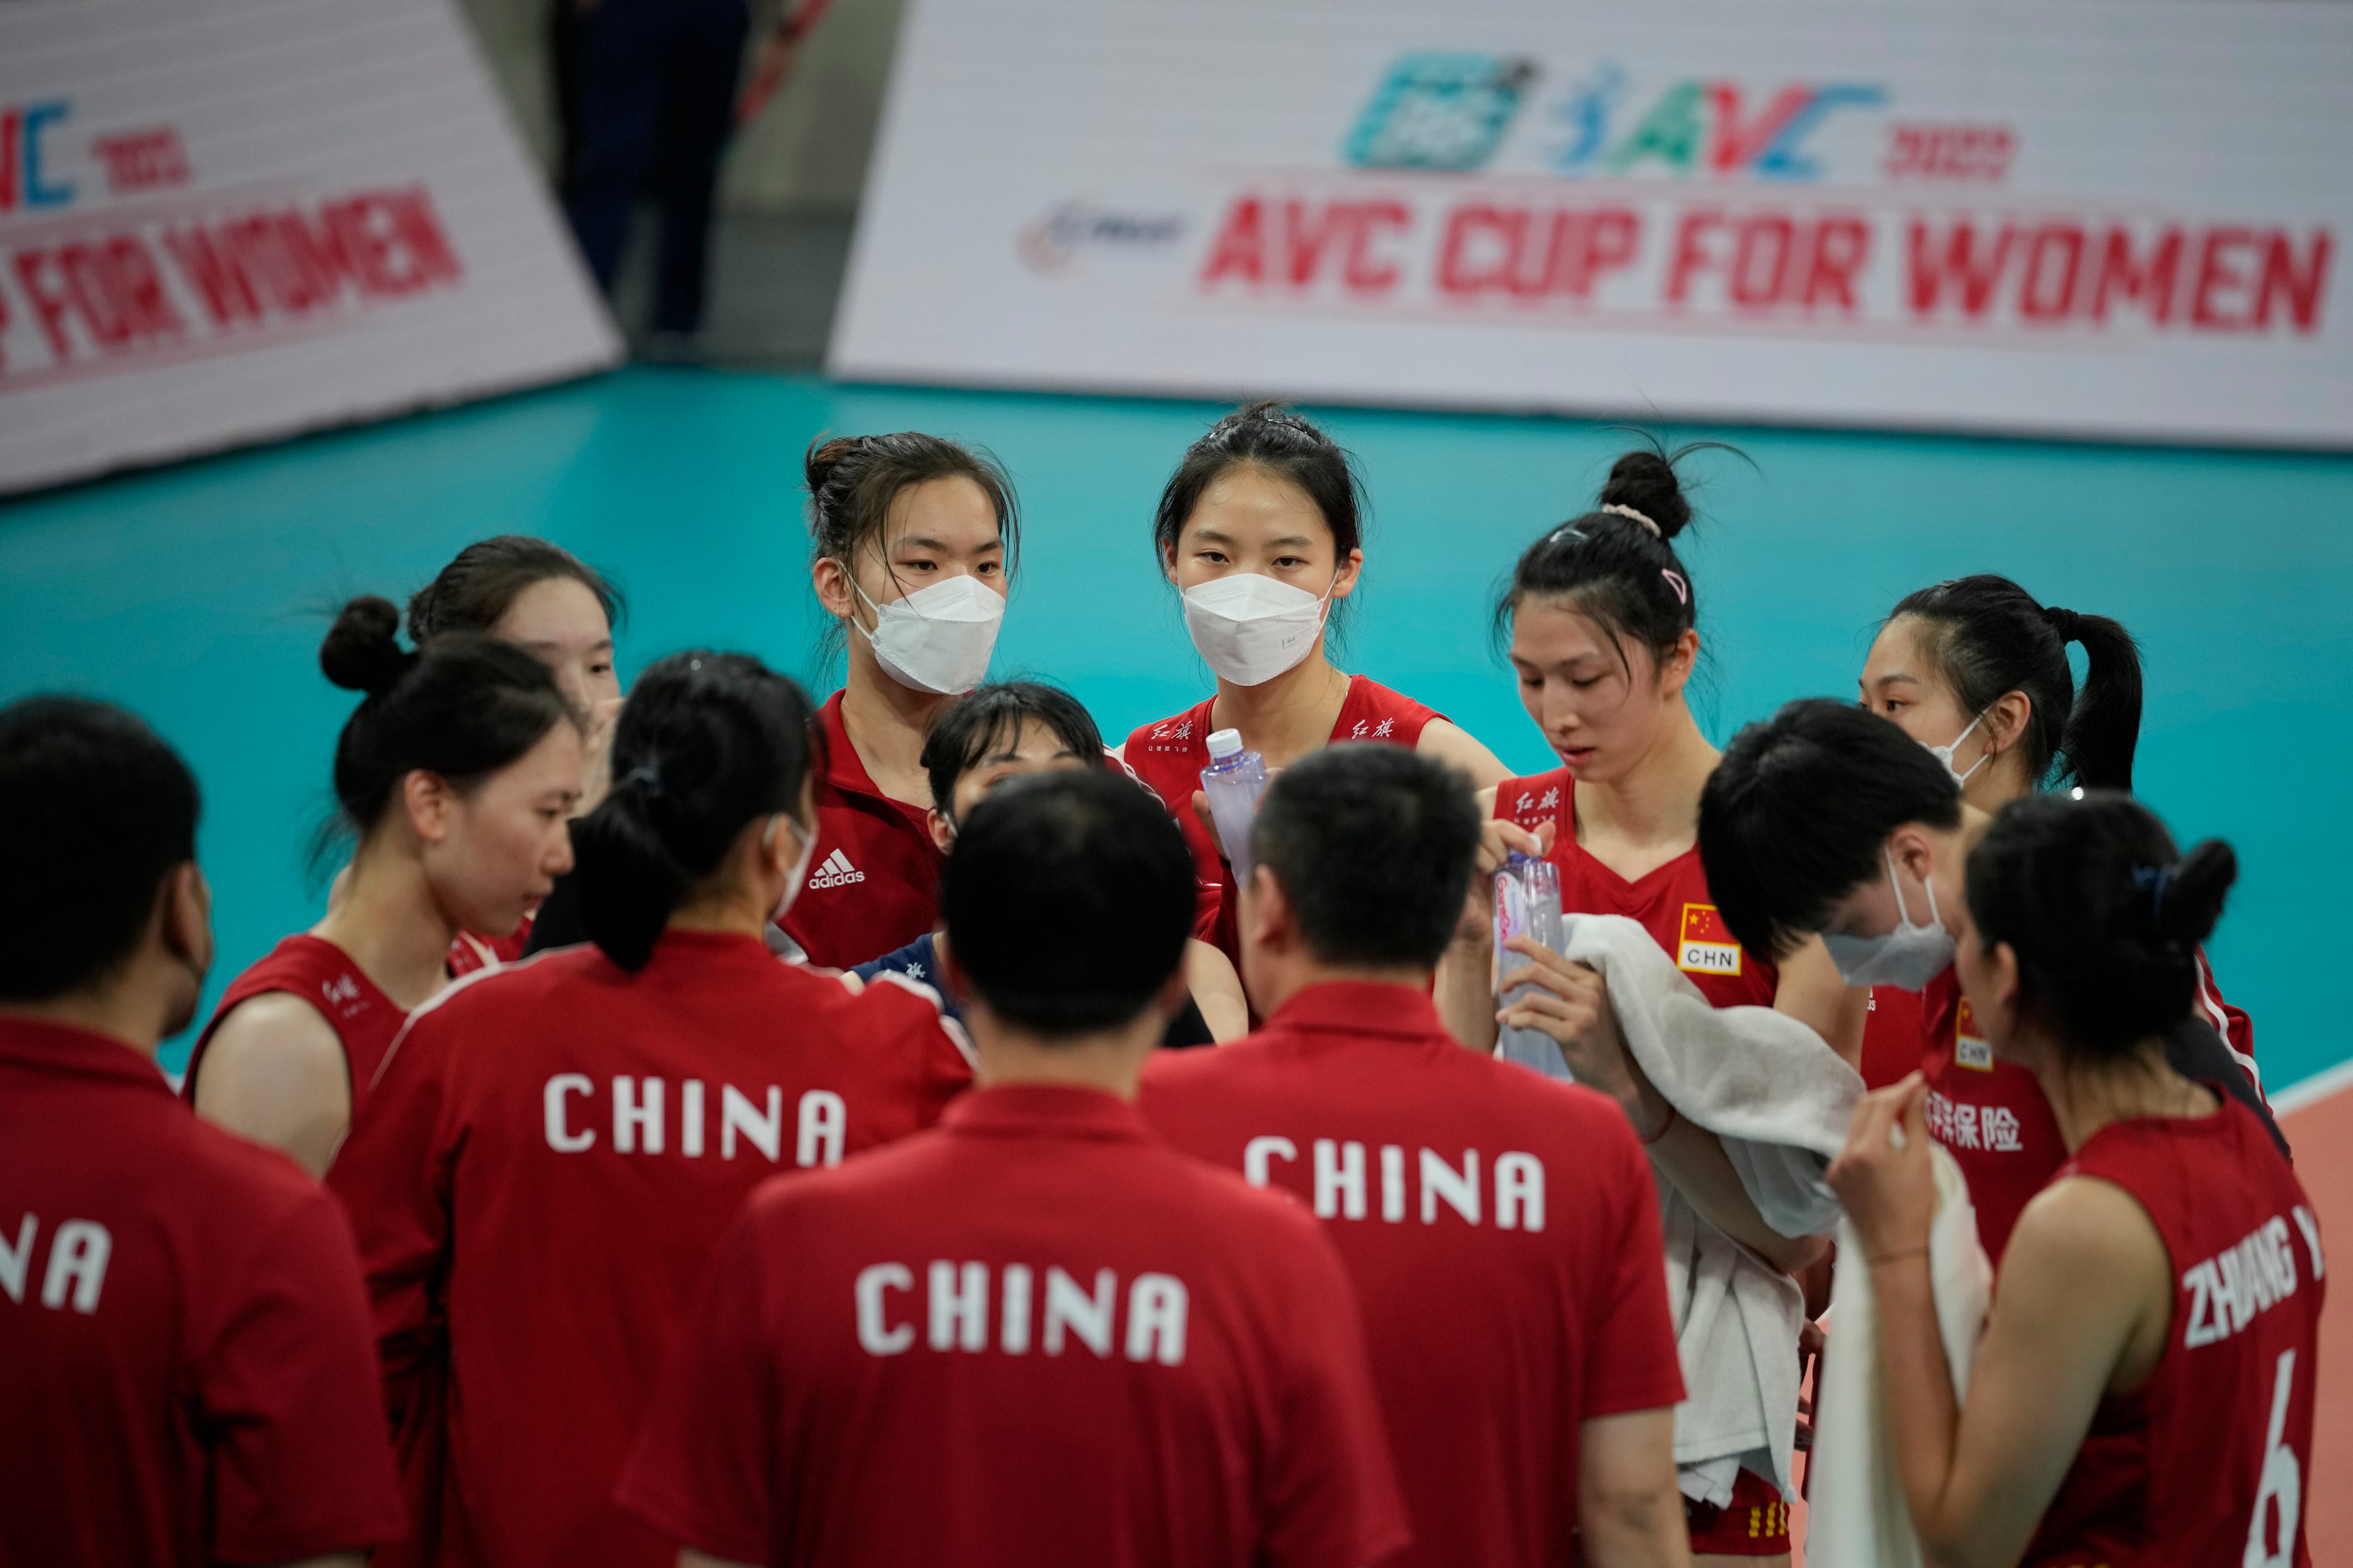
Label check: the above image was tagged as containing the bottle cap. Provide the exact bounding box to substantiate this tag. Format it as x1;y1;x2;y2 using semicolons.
1206;728;1243;760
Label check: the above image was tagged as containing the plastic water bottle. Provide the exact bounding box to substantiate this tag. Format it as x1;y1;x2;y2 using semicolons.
1199;728;1269;878
1493;851;1572;1081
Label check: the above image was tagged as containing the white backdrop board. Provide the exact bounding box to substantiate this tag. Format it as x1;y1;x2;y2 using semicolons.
833;0;2353;447
0;0;620;495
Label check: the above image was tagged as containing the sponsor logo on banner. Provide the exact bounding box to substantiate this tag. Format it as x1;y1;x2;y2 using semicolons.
1677;903;1742;977
1346;54;1540;171
1956;996;1993;1070
1018;201;1186;274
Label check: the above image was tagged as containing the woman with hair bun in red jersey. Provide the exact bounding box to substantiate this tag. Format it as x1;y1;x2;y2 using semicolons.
1122;402;1510;971
1832;793;2317;1568
328;651;970;1568
1437;442;1861;1566
185;598;583;1176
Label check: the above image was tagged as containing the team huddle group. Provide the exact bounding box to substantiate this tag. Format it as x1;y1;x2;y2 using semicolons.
0;403;2319;1568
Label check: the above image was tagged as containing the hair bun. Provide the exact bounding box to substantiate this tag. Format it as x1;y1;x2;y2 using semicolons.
2044;604;2084;642
320;595;415;696
2159;839;2238;945
1597;448;1694;540
804;436;865;496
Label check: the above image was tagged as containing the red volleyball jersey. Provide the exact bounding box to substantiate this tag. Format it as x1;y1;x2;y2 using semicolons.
325;931;974;1568
776;691;946;971
181;933;405;1117
0;1016;404;1568
2022;1098;2321;1568
1125;675;1441;959
1138;982;1686;1568
447;919;532;979
1494;769;1779;1009
619;1083;1409;1568
1920;954;2262;1265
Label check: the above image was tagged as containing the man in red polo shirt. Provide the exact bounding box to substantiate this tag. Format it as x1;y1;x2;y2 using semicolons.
0;697;403;1568
621;770;1407;1567
1141;745;1690;1568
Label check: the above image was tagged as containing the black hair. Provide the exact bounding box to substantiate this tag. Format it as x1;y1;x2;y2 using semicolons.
321;597;580;843
1699;698;1963;960
1496;439;1730;679
1887;575;2142;792
804;432;1020;663
571;652;818;972
1154;402;1367;641
406;535;624;644
941;770;1195;1036
1252;744;1482;971
1967;792;2236;1062
0;697;200;1002
919;681;1106;818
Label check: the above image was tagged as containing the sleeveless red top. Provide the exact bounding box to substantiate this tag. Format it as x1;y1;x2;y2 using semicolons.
2022;1097;2321;1568
182;934;407;1117
1905;956;2261;1266
1493;769;1778;1010
447;921;531;980
1124;676;1441;960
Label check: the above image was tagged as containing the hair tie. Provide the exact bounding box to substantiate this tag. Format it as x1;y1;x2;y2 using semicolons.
2130;862;2171;928
621;764;664;800
1660;569;1689;606
1599;503;1661;538
2046;604;2083;642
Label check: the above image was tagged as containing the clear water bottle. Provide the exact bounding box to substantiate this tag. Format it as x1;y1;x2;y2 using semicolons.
1199;728;1269;878
1493;850;1572;1080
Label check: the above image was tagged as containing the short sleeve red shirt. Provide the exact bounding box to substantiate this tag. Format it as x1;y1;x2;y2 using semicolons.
2024;1099;2321;1568
1494;769;1778;1008
1138;982;1685;1568
180;933;405;1117
775;691;947;971
325;931;973;1568
0;1016;403;1568
618;1084;1409;1568
1125;676;1441;960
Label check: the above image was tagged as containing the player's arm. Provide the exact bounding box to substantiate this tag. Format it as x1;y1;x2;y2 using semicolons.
192;993;352;1177
1771;934;1868;1072
1831;1080;2168;1568
1414;718;1513;789
1183;939;1249;1042
1432;792;1547;1051
1577;1408;1690;1568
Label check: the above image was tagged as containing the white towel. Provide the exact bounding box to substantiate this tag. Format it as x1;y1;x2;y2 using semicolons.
1805;1144;1994;1568
1499;912;1865;1503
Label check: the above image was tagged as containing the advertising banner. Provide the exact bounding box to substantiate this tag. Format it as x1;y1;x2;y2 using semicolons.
0;0;620;495
834;0;2352;446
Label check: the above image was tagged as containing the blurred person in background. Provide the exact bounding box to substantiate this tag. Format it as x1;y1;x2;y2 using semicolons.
1124;402;1511;981
851;679;1248;1044
558;0;830;348
1142;744;1692;1568
0;696;403;1568
185;599;582;1175
329;651;969;1568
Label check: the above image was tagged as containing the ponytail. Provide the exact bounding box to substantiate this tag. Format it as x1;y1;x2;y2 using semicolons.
571;651;817;971
1965;792;2235;1063
1889;575;2145;792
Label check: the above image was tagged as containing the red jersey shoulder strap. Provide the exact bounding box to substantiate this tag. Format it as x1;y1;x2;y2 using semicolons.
1329;676;1443;747
1493;768;1573;835
1122;697;1221;806
183;934;404;1106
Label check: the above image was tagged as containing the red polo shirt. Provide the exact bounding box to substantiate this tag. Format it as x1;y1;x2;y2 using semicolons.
1138;982;1685;1567
619;1083;1410;1568
777;691;944;970
327;931;972;1568
0;1015;402;1568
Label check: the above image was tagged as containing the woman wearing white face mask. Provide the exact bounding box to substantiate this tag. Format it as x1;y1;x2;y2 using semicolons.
1698;698;2280;1267
1122;402;1509;970
785;432;1018;970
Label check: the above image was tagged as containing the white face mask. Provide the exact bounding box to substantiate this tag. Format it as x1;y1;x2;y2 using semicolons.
768;812;821;922
1181;573;1333;688
1821;848;1956;990
853;574;1004;696
1923;711;1990;787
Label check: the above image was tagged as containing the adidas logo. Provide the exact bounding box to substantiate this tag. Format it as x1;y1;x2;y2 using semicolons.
806;848;867;890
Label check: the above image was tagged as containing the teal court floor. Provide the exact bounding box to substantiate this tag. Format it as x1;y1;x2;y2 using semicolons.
3;366;2349;1089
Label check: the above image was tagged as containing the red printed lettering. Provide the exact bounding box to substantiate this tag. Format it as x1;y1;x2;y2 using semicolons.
2256;229;2330;334
2090;227;2183;324
1906;219;2015;318
2192;228;2257;330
